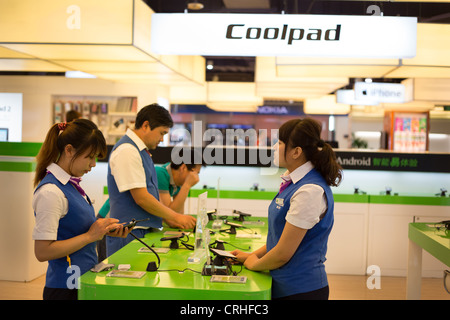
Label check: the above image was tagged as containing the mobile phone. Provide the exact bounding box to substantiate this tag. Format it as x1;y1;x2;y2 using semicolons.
210;248;236;259
224;221;242;228
109;220;134;233
160;234;184;241
122;221;136;228
109;218;150;233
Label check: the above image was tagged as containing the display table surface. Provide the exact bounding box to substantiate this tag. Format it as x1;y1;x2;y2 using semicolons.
79;217;271;300
407;223;450;299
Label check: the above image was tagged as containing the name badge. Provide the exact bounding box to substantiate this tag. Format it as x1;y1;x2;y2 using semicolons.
275;198;284;206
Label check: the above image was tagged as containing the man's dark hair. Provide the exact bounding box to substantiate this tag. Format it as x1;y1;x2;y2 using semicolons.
135;103;173;130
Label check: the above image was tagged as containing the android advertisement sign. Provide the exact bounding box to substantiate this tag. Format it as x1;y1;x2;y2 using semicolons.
335;151;449;173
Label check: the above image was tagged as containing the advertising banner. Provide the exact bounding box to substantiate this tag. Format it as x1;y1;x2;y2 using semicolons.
151;13;417;58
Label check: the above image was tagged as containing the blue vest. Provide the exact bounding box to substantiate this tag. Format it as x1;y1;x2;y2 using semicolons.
106;134;162;229
267;168;334;298
35;173;97;289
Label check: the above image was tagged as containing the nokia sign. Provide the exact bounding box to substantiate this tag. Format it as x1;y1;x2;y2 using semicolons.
151;13;417;58
225;24;341;44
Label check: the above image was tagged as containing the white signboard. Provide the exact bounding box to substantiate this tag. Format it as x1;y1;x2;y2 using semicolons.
151;13;417;58
336;89;379;106
0;93;22;142
354;82;406;104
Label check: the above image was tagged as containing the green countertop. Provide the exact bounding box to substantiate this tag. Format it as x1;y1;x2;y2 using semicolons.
79;217;271;300
408;223;450;267
189;189;277;200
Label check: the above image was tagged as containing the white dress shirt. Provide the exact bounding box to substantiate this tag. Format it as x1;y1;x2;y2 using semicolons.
32;163;88;241
109;129;148;193
282;161;328;230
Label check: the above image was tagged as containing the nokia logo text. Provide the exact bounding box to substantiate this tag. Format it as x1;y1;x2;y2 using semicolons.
226;24;341;44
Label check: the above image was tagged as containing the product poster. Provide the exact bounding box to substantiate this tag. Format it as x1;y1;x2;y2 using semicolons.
0;93;22;142
393;113;427;152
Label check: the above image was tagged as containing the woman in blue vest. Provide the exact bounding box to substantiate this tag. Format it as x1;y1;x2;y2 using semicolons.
33;119;130;300
232;118;342;300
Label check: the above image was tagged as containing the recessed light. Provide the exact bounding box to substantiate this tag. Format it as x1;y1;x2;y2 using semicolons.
187;1;204;10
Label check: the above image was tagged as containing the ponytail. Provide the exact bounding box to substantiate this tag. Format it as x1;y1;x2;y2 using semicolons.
311;140;342;187
34;119;107;187
279;118;342;187
34;123;61;187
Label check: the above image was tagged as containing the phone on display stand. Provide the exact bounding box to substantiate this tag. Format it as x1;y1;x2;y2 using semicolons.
109;218;150;233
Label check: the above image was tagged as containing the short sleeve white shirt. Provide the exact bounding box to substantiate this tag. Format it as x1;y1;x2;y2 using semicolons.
282;161;328;230
109;129;148;193
32;163;87;240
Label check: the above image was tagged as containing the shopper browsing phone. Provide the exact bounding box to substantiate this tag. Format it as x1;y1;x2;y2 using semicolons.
156;148;204;214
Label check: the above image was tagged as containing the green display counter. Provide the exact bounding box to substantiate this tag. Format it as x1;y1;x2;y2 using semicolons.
370;195;450;206
79;217;271;300
189;189;277;201
407;223;450;299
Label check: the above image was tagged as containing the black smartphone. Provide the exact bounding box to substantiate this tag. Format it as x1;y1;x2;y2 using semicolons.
109;218;150;233
160;234;184;241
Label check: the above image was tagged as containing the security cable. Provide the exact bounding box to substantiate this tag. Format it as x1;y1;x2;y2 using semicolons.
209;240;250;251
129;231;160;271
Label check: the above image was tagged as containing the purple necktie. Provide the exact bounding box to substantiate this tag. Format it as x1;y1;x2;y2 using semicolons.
279;179;292;194
69;177;86;196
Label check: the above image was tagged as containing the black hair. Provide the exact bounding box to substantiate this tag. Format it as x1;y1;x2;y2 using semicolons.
135;103;173;130
279;118;342;187
34;119;107;187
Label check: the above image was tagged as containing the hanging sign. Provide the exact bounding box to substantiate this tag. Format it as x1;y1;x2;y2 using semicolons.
151;13;417;58
354;82;406;103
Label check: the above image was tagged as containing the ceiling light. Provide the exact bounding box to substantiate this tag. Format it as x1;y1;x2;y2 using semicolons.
65;70;96;78
187;1;204;10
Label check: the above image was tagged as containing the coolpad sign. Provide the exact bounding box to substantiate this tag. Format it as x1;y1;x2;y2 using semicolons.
225;24;341;44
151;14;417;58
